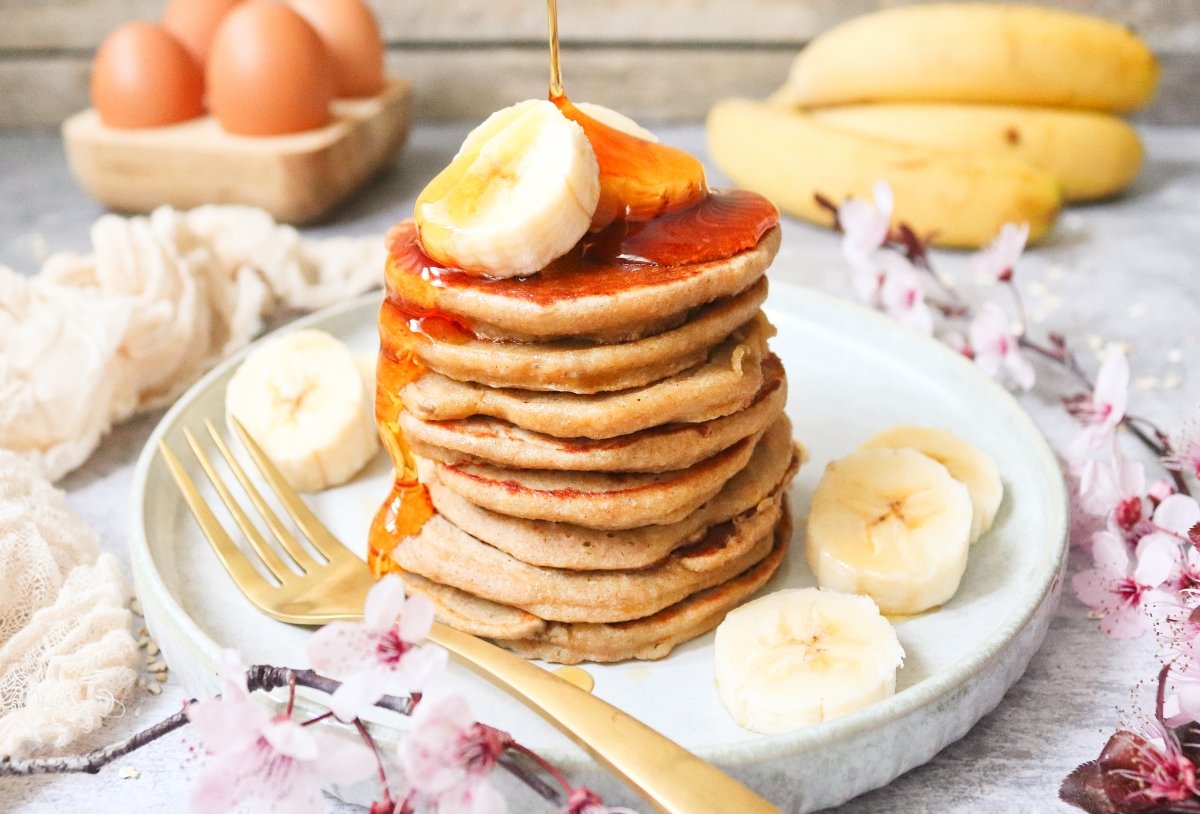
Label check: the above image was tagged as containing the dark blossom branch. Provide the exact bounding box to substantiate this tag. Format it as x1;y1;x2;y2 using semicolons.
0;664;563;807
821;199;1192;498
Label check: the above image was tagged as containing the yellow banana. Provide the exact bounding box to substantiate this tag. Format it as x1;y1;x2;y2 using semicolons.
812;104;1143;202
706;98;1061;249
774;4;1158;113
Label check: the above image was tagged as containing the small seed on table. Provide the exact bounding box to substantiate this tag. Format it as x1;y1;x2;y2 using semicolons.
146;682;162;695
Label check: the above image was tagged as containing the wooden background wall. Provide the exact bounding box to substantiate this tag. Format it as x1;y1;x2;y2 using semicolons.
2;0;1197;128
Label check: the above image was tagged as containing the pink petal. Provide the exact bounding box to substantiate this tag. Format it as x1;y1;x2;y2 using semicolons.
1092;348;1129;431
400;693;475;796
847;253;882;305
872;179;894;220
396;644;450;692
435;778;508;814
257;760;324;814
330;668;390;722
1135;533;1183;587
1072;567;1117;608
1004;349;1036;391
307;621;378;678
1155;494;1200;537
187;695;269;754
309;729;378;785
262;719;320;762
190;746;252;814
1115;451;1147;497
364;575;410;632
217;649;250;700
1092;530;1131;573
399;595;436;643
1099;604;1150;639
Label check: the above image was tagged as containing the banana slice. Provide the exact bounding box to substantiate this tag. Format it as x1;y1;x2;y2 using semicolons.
414;99;600;278
715;588;904;733
573;102;659;142
860;425;1003;544
806;448;972;614
225;329;378;492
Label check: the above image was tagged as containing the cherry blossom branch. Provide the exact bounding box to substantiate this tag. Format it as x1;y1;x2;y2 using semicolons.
820;194;1192;498
0;664;560;807
0;703;193;776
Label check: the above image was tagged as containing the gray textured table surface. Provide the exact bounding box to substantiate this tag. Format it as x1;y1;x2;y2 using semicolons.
2;122;1198;813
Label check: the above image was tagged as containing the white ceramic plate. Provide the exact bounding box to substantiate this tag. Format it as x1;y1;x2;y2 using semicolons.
130;282;1066;812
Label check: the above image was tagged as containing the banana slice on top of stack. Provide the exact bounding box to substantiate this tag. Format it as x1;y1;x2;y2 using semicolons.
707;3;1159;248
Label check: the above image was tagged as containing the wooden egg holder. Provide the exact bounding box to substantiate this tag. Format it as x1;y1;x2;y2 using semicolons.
62;78;411;224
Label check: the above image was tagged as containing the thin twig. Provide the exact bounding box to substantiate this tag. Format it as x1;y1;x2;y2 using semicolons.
0;665;570;808
0;704;194;776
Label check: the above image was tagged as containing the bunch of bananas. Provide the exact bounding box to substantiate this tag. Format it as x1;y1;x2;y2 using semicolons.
707;4;1159;248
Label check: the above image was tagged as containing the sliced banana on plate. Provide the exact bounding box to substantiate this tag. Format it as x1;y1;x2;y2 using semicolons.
859;425;1002;543
414;98;601;278
715;588;904;733
225;329;378;493
806;447;973;615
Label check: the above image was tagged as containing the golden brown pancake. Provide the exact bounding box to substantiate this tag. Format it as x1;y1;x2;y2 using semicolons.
385;222;781;342
385;278;766;394
400;354;786;473
423;423;770;530
423;417;800;570
400;314;773;439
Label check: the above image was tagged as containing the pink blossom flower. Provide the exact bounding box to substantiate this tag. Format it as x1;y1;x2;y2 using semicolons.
1154;494;1200;542
307;575;447;722
969;222;1029;282
1073;530;1178;638
560;788;640;814
1164;429;1200;480
967;303;1035;390
188;651;375;814
1077;444;1146;518
1112;721;1200;805
878;254;933;335
1148;479;1177;506
838;180;893;264
1066;347;1129;455
398;694;507;814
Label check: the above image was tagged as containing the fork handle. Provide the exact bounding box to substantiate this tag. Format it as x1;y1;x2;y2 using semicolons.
427;621;782;814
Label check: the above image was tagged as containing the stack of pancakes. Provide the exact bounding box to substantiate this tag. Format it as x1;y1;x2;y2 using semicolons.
381;222;803;664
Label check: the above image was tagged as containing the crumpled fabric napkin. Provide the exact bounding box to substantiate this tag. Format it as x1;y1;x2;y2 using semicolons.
0;450;137;757
0;205;384;481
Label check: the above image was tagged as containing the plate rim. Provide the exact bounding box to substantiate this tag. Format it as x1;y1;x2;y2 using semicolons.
129;281;1068;767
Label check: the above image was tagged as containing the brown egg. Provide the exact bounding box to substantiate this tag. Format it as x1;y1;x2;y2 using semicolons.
207;2;334;136
290;0;385;97
91;22;205;129
163;0;245;67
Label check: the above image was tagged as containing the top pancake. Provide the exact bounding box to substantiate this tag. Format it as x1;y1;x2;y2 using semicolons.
385;221;782;342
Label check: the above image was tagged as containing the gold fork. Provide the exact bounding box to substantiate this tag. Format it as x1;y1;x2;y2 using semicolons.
159;417;783;814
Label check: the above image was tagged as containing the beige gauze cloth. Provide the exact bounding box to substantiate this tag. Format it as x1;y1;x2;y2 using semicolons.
0;205;384;756
0;204;384;482
0;450;137;757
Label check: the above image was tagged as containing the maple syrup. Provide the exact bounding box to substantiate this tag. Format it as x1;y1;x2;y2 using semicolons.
368;0;778;577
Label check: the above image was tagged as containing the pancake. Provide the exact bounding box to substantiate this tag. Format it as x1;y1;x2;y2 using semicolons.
425;416;801;570
399;572;547;639
401;355;786;473
497;508;790;663
383;278;767;394
412;507;791;663
386;221;781;342
424;423;768;529
400;314;772;439
394;483;782;623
